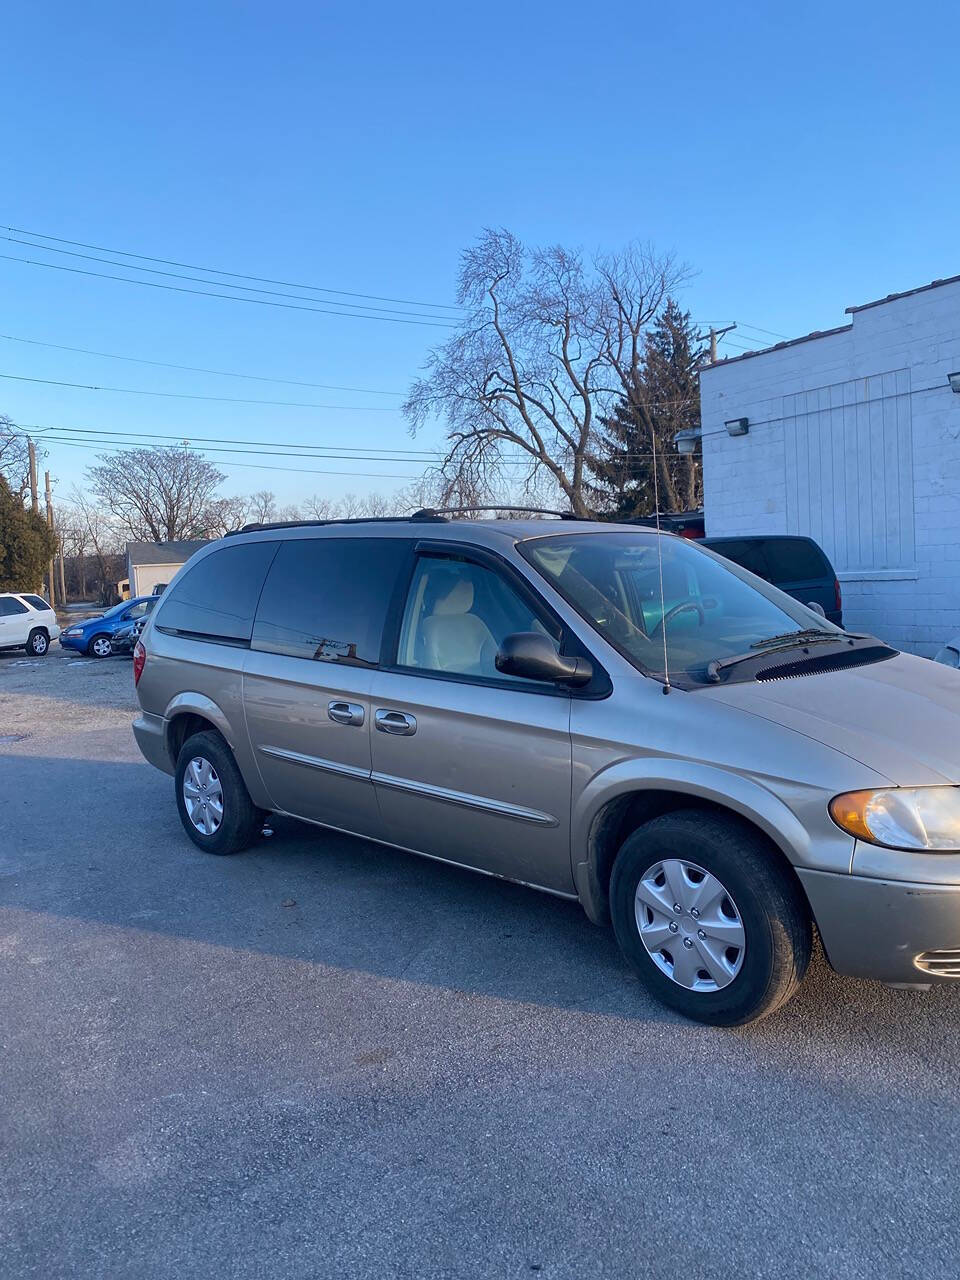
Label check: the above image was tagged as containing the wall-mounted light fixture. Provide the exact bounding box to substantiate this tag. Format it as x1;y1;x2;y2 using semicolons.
724;417;750;437
674;427;702;456
948;371;960;394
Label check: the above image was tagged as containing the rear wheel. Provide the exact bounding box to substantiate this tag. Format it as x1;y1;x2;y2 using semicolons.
610;810;812;1026
26;628;49;656
174;730;261;855
88;633;112;658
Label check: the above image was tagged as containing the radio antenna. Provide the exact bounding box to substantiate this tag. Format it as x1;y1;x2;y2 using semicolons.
650;422;671;694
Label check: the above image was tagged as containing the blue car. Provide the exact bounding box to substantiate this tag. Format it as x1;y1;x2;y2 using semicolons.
59;596;158;658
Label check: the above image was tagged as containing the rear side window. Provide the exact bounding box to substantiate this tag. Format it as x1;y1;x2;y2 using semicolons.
0;597;29;616
762;539;830;583
704;539;770;579
157;541;278;642
253;537;409;665
22;595;51;611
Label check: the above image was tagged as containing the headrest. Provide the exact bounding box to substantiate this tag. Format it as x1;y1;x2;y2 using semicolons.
433;577;474;615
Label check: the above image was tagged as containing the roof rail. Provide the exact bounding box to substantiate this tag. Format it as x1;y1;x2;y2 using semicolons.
408;505;586;520
226;513;449;536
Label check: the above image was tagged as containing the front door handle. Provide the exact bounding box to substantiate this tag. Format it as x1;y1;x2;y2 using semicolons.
374;709;417;736
328;701;364;727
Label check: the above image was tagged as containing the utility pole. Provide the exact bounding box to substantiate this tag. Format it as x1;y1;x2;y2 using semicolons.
44;470;57;608
28;439;40;513
707;323;737;364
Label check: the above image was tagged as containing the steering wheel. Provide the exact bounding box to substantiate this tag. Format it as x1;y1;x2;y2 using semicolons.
649;599;706;638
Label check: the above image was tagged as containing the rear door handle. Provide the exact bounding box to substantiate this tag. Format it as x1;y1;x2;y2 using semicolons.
374;709;417;736
328;701;364;727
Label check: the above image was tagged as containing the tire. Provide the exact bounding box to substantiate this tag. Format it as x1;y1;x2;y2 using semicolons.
609;810;812;1026
88;633;113;658
174;730;261;855
26;628;49;656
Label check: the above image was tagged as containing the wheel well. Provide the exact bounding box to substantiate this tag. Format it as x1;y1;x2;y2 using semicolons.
167;712;221;766
588;790;805;908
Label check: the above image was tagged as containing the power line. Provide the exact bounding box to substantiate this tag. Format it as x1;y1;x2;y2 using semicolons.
35;434;422;479
2;222;465;313
26;421;438;456
1;235;459;323
0;253;457;328
0;333;403;397
0;371;397;411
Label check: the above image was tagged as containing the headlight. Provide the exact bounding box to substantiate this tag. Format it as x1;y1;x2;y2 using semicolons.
64;627;81;636
830;787;960;850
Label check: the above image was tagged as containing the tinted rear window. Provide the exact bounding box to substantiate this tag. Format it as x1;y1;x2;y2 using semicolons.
253;537;409;665
157;541;278;642
762;539;831;582
22;595;51;611
702;539;770;578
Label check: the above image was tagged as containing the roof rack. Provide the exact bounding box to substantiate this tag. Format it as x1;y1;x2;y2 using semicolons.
408;505;586;520
227;513;449;536
227;506;586;536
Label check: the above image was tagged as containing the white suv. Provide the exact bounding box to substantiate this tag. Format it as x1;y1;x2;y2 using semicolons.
0;593;61;656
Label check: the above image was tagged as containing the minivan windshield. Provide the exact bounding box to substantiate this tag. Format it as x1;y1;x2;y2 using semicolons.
522;531;844;686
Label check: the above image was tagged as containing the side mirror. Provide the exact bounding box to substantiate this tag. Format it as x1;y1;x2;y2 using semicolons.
807;601;826;618
495;632;593;688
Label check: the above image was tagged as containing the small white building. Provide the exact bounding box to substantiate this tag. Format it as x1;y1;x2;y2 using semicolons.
699;275;960;656
126;540;208;597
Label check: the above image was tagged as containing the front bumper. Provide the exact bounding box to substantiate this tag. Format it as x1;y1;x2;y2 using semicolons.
59;633;86;651
798;867;960;983
132;713;174;776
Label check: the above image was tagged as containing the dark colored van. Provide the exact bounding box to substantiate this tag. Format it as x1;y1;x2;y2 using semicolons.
700;535;842;626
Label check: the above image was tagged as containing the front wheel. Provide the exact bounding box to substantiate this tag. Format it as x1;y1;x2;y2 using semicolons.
88;633;112;658
609;810;812;1026
174;730;261;855
26;628;49;656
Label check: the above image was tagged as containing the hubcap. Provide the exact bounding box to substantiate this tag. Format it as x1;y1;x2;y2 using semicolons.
635;859;746;992
32;634;46;653
93;638;111;656
182;757;224;835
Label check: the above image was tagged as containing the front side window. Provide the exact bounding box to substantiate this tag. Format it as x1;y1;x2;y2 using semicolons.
522;531;838;687
252;537;409;664
125;601;150;620
397;555;560;682
156;541;279;642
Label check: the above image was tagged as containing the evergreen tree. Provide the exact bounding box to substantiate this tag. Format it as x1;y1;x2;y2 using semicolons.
0;474;58;592
588;299;705;517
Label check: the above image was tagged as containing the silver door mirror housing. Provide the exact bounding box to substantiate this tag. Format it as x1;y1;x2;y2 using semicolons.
495;632;593;687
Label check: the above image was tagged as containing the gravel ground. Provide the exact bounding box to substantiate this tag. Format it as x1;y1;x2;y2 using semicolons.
2;648;960;1279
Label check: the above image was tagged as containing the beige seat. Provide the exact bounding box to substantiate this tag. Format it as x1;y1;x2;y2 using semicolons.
421;576;498;674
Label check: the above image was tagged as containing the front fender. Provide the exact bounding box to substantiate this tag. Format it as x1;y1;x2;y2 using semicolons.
571;757;855;924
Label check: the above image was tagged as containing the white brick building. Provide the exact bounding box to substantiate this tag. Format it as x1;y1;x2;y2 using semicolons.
699;275;960;656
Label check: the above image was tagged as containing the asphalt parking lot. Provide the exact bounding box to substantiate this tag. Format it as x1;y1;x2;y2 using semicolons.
2;648;960;1279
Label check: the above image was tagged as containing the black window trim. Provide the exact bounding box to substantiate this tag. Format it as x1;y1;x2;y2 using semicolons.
380;539;611;699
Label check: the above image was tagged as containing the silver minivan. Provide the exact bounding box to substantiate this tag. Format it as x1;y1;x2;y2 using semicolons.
132;516;960;1025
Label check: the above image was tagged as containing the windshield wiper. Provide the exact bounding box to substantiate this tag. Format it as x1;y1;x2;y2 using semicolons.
706;630;873;682
750;627;866;650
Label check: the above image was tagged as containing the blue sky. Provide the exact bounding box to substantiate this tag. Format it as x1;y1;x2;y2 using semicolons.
4;0;957;508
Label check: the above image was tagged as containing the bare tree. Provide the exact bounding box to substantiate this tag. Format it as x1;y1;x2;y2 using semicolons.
60;487;126;601
0;415;40;505
88;446;225;541
202;494;251;538
404;230;685;516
